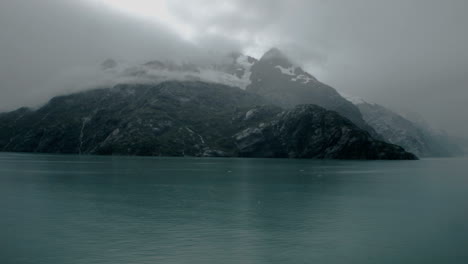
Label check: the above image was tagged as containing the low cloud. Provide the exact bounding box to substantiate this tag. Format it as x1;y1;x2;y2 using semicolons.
1;0;468;136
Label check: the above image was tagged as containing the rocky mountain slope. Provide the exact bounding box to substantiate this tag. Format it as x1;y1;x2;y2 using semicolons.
245;49;377;136
236;104;416;160
0;82;416;160
350;99;462;157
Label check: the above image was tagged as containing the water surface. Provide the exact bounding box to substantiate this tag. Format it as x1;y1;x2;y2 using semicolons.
1;153;467;264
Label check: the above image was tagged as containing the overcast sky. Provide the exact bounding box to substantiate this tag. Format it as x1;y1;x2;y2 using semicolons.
1;0;467;137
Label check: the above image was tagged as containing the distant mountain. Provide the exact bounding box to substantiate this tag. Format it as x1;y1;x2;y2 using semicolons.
456;136;468;154
346;98;463;157
0;82;416;160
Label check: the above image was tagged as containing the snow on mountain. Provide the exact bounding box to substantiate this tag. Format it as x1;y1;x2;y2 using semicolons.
273;65;316;84
246;48;379;138
97;54;258;90
291;74;315;84
274;65;296;76
97;48;323;92
235;55;255;89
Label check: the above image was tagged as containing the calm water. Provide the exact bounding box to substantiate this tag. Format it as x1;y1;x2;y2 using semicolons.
1;153;468;264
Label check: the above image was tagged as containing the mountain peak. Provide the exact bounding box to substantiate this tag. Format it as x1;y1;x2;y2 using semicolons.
261;48;288;61
258;48;294;70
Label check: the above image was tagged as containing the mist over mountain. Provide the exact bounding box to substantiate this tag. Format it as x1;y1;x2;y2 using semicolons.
47;48;375;136
93;48;465;158
349;99;463;157
1;45;464;158
0;48;422;160
1;0;468;140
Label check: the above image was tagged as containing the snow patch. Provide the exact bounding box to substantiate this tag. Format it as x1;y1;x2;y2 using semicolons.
339;91;368;105
291;74;314;84
275;65;296;76
274;65;316;84
235;55;254;89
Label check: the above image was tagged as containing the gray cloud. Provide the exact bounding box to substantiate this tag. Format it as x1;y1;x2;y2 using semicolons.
1;0;468;137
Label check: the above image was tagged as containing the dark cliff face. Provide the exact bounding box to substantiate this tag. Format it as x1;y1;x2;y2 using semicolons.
235;105;417;160
246;49;381;140
0;81;416;160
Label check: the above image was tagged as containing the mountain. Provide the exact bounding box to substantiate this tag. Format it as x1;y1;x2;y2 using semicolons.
95;49;380;138
0;82;416;160
349;99;463;157
245;48;380;138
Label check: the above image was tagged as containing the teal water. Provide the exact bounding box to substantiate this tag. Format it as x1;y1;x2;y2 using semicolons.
1;153;467;264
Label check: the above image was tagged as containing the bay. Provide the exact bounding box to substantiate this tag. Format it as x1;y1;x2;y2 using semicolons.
1;153;467;264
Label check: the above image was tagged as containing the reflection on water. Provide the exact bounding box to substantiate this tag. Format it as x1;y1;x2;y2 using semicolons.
1;153;468;264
